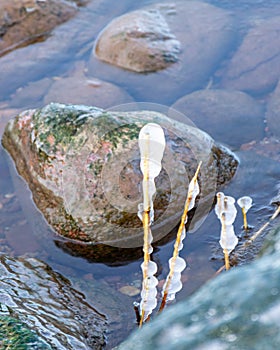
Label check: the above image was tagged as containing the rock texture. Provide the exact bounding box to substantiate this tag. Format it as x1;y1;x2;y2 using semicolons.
0;255;106;349
0;0;79;57
172;89;265;148
221;16;280;95
119;224;280;350
2;103;238;248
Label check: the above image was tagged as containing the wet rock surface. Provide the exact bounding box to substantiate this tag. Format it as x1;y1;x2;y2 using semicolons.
172;89;265;148
0;0;79;57
119;224;280;350
0;255;106;349
2;103;238;247
221;16;280;95
0;315;50;349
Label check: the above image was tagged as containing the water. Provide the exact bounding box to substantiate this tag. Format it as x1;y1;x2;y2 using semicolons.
0;0;280;348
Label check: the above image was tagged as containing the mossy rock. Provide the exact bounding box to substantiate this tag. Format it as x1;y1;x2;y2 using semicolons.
2;103;238;248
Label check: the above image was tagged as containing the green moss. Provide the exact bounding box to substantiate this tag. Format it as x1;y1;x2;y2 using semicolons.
102;123;141;149
0;315;50;349
32;103;102;153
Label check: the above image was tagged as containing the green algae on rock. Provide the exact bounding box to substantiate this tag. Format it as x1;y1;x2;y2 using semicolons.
0;255;106;349
2;103;238;248
0;316;50;350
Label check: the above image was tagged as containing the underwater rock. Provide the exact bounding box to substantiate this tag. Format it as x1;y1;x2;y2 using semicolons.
221;16;280;95
0;0;79;57
44;62;134;109
118;225;280;350
94;8;181;73
0;255;106;349
172;89;265;148
266;79;280;140
2;103;238;248
89;1;235;103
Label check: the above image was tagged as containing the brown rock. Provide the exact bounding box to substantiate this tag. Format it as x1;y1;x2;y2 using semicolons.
221;16;280;95
172;89;265;148
0;0;78;57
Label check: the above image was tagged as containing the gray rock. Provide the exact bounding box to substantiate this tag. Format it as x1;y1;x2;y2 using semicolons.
118;224;280;350
171;89;265;148
266;79;280;139
89;1;235;103
221;16;280;95
2;103;238;248
0;255;106;349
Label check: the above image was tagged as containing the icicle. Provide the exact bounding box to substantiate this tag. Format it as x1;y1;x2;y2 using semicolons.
159;162;201;311
219;218;238;253
138;123;165;325
215;192;225;219
237;196;253;230
216;194;238;270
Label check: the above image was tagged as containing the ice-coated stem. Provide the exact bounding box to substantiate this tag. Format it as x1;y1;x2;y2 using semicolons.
138;123;165;326
159;161;201;312
220;213;230;270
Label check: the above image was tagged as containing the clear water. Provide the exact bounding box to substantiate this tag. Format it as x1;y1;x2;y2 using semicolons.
0;0;280;348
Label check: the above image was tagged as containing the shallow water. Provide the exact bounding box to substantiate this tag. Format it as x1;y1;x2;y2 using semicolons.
0;0;280;348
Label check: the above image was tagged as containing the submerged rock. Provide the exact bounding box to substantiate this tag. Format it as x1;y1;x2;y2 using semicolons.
44;62;134;109
172;89;265;148
118;225;280;350
2;103;238;248
221;16;280;95
0;255;106;349
0;0;79;57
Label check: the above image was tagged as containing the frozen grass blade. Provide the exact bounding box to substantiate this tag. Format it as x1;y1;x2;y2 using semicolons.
159;161;201;312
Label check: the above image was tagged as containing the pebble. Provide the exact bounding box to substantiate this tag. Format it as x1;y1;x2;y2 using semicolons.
118;285;140;297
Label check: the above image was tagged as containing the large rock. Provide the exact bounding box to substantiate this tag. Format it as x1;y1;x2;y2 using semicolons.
1;103;238;248
0;255;106;349
266;79;280;139
118;224;280;350
171;89;265;148
221;16;280;95
0;0;79;57
89;1;235;103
